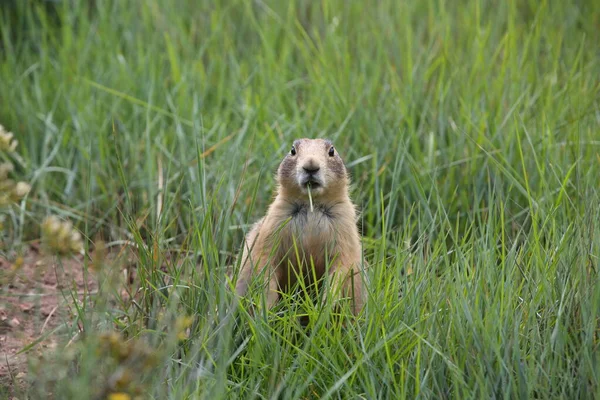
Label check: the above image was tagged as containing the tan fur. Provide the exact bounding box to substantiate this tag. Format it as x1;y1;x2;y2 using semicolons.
235;138;367;315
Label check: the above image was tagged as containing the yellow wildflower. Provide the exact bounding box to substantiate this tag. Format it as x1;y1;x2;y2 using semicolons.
41;216;84;256
0;125;17;153
0;162;13;179
12;181;31;199
175;315;193;341
107;393;131;400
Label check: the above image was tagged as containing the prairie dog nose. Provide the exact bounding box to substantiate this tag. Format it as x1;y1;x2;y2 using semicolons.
302;159;320;174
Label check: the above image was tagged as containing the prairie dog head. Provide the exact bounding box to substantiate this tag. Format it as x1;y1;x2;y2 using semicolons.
277;138;349;201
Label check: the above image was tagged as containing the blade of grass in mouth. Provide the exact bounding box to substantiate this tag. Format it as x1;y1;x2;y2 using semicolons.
307;183;314;212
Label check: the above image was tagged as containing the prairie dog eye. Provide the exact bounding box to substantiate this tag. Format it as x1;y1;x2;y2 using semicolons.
290;145;297;156
328;146;335;157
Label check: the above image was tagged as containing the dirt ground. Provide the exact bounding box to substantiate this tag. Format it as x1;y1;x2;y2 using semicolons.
0;242;181;396
0;244;102;394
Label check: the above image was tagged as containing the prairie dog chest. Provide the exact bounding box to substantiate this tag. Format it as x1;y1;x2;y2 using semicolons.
282;204;338;259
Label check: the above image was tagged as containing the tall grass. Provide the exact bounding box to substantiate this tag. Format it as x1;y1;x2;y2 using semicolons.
1;0;599;398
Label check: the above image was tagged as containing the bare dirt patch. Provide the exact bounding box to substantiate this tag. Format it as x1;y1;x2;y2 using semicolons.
0;244;97;393
0;242;194;396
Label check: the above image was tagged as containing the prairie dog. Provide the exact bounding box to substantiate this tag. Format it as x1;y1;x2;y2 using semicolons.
235;138;366;315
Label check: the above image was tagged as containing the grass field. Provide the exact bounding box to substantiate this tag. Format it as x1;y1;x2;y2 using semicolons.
1;0;600;398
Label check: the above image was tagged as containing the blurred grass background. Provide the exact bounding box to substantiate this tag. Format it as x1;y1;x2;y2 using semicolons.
1;0;599;398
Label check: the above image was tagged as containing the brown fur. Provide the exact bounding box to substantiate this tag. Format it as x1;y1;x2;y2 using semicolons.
235;138;367;315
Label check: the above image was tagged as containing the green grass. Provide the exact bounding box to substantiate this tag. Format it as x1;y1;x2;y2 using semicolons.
1;0;600;398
